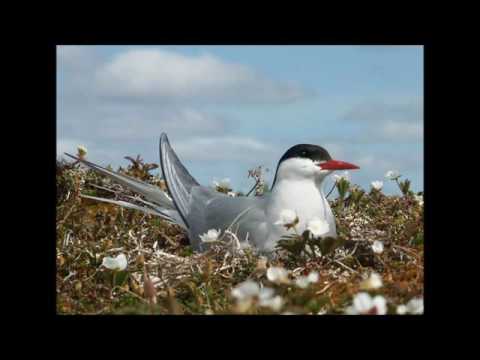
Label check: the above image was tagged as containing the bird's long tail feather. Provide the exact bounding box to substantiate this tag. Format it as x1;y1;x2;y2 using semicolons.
64;153;187;229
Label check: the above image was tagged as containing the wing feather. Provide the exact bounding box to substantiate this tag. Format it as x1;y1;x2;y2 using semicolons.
159;133;200;229
64;153;174;209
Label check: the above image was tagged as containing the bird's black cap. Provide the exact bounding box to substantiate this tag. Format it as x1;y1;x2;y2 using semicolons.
271;144;332;188
278;144;332;164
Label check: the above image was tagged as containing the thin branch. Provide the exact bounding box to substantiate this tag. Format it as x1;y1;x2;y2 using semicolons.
315;281;337;295
326;182;337;199
246;179;261;197
333;259;359;274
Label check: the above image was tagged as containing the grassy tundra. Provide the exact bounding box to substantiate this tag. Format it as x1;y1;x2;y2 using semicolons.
56;155;423;315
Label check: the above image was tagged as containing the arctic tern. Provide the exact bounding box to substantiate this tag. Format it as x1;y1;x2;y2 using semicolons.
65;133;359;253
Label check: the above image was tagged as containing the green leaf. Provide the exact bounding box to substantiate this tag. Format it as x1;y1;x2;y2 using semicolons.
410;232;424;246
114;271;129;286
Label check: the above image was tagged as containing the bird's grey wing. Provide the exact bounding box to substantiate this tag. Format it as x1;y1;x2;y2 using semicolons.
160;133;203;229
64;153;174;209
189;195;269;250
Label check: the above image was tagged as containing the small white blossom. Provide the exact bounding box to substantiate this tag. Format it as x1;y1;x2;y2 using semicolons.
396;297;424;315
371;180;383;191
307;218;330;237
385;170;401;180
77;145;87;158
406;297;424;314
317;307;328;315
259;295;284;311
199;229;221;243
231;280;282;312
295;271;320;289
360;272;383;290
231;280;260;301
345;292;387;315
307;271;319;283
372;240;384;254
102;253;127;271
414;194;424;206
258;287;275;302
266;267;290;284
274;209;298;226
333;171;350;182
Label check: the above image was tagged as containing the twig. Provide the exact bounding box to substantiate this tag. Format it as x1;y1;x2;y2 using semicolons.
325;181;337;199
315;281;337;295
333;259;359;274
155;250;186;263
246;179;261;197
112;285;149;303
392;245;420;259
57;203;77;227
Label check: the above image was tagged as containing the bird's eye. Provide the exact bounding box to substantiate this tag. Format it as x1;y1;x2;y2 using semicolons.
301;151;308;156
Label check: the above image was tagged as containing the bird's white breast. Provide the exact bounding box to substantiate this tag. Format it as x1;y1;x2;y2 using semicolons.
262;178;337;251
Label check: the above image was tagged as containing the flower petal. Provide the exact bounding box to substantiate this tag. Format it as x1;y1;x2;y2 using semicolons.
115;253;128;270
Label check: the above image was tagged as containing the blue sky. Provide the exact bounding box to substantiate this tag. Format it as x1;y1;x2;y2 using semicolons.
57;45;423;196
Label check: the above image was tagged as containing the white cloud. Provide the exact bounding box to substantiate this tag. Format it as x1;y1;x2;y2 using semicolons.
86;107;227;141
341;98;423;143
342;98;422;123
94;49;308;104
381;121;423;141
173;136;275;161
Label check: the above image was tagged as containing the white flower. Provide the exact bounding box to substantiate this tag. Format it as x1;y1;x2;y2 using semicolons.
227;191;236;197
307;271;319;283
371;180;383;191
415;194;424;206
231;280;260;301
260;295;284;311
406;297;424;314
385;170;401;180
333;171;350;182
396;297;424;315
360;272;383;290
199;229;221;243
102;253;127;271
266;267;290;284
294;271;319;289
231;280;282;312
274;209;298;226
295;276;310;289
372;240;384;254
317;308;328;315
345;292;387;315
307;218;330;237
213;178;231;189
77;145;87;158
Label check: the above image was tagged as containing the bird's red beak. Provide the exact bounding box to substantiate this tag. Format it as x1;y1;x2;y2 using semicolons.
318;160;360;170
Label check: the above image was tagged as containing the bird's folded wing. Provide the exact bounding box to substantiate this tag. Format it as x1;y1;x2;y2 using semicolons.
160;133;200;228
